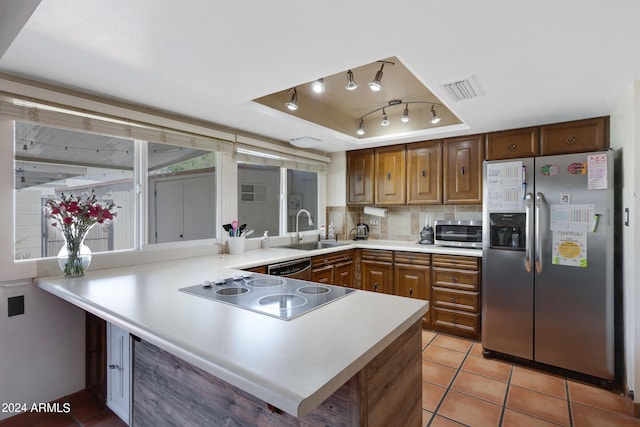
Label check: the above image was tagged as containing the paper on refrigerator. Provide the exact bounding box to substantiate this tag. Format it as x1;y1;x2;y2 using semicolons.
486;161;524;211
552;230;588;267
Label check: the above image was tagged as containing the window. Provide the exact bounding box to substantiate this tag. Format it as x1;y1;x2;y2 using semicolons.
237;164;318;237
147;143;216;243
14;122;135;260
286;169;317;233
238;164;280;237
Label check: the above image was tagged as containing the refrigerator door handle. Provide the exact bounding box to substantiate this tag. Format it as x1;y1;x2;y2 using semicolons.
535;192;546;273
524;193;534;272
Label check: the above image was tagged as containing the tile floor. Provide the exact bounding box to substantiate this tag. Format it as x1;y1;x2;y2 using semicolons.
421;330;640;427
2;332;639;426
0;389;125;427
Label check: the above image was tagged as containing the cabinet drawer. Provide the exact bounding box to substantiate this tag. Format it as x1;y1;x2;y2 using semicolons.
394;251;430;266
311;249;353;267
432;268;479;291
486;127;539;160
432;254;479;270
540;117;607;155
431;307;479;336
361;249;394;262
432;286;478;312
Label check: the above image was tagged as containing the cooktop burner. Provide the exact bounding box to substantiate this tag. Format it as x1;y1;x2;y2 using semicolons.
179;273;355;320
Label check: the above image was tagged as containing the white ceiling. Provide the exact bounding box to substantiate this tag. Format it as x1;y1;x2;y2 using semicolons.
1;0;640;153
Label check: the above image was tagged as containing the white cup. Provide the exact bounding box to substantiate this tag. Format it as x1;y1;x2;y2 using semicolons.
227;236;245;255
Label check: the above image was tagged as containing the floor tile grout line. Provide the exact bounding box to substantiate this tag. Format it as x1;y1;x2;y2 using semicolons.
497;361;514;426
565;378;574;427
426;333;474;427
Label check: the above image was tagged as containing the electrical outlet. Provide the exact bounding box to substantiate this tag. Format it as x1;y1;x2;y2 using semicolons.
8;295;24;317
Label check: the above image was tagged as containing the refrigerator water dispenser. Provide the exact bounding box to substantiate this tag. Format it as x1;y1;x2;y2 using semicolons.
489;213;525;250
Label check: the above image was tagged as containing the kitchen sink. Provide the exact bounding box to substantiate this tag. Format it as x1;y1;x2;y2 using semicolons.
283;241;349;251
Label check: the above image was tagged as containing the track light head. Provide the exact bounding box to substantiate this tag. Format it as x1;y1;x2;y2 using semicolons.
345;70;359;91
430;106;441;124
381;109;389;126
401;104;410;123
356;119;365;135
311;78;325;94
285;88;298;111
369;64;384;92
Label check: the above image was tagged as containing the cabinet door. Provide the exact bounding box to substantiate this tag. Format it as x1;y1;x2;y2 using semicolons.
486;127;539;160
407;141;442;204
540;117;607;155
107;323;131;425
443;135;484;204
394;264;429;300
347;149;374;205
334;260;353;287
375;145;406;205
86;312;107;403
361;260;394;294
311;264;334;285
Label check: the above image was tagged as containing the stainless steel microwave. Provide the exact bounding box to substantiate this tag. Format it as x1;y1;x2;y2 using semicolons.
434;219;483;248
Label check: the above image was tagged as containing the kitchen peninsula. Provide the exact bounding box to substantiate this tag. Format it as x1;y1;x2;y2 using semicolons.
36;243;441;426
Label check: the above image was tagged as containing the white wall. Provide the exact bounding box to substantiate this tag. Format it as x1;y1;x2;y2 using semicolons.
326;151;346;207
0;281;85;421
610;80;640;400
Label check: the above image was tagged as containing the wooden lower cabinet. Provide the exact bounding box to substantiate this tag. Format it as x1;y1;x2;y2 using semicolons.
86;311;107;403
361;260;394;294
394;251;431;328
311;249;354;287
430;254;481;339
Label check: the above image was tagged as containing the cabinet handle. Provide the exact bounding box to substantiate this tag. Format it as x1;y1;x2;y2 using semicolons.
565;137;577;145
422;169;426;177
409;288;413;297
451;318;458;325
461;166;466;175
374;283;378;292
508;143;517;151
356;174;362;182
387;172;391;181
450;297;458;303
450;277;459;283
108;364;119;370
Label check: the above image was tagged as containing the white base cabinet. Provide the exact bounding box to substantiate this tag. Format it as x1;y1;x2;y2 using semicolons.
106;322;131;425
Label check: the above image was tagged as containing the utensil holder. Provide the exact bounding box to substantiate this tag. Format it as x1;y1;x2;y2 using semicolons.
227;236;245;254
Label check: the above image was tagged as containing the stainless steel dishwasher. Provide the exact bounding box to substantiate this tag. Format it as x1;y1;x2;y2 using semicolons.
267;258;312;281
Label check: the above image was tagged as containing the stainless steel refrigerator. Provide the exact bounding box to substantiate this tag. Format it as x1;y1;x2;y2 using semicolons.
482;150;614;381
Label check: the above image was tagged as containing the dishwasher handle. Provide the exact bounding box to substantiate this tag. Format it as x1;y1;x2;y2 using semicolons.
267;258;312;277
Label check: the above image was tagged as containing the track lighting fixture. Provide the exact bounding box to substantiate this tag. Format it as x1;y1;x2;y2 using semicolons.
401;104;410;123
345;70;359;91
368;61;394;92
311;78;325;94
430;106;441;124
354;100;443;136
380;109;390;126
285;88;298;111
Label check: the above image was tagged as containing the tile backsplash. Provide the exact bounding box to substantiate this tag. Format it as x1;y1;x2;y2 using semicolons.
326;205;482;242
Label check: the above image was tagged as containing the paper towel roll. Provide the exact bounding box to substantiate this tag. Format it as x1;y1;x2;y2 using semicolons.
364;206;388;217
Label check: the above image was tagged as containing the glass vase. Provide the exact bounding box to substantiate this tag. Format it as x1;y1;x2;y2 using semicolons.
57;230;92;277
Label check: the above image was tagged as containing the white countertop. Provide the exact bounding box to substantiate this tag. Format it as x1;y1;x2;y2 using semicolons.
36;241;474;417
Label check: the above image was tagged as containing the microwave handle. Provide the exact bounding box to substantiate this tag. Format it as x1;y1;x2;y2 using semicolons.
524;193;534;272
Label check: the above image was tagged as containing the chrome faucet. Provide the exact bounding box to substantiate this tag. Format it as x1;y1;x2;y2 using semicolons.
295;209;314;245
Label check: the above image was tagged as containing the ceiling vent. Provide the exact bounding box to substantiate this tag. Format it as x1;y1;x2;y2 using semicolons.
441;76;482;101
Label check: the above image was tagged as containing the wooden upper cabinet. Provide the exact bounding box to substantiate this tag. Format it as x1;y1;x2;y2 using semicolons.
407;140;442;204
486;127;539;160
375;145;406;205
540;117;608;155
347;149;374;205
443;135;484;205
